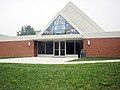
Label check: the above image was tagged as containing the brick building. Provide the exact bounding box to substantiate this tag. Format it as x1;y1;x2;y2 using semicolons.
0;2;120;58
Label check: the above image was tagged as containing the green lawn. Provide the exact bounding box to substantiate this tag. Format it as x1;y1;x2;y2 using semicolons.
68;57;120;62
0;63;120;90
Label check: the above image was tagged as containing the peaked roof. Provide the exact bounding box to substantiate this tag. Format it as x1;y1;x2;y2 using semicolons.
40;1;104;35
61;2;104;32
0;34;10;37
0;34;11;40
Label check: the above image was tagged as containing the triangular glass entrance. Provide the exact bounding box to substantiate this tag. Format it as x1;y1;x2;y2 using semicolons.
42;15;79;35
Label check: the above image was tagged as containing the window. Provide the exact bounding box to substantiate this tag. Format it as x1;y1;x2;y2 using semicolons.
66;40;83;55
38;41;45;54
46;41;53;54
38;41;53;54
75;40;83;54
66;41;74;54
42;15;79;35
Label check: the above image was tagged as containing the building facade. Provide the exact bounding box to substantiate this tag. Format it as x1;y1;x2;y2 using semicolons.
0;2;120;58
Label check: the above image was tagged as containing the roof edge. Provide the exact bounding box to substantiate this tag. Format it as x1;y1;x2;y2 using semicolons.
61;1;104;32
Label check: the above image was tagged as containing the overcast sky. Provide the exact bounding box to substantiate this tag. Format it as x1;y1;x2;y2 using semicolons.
0;0;120;36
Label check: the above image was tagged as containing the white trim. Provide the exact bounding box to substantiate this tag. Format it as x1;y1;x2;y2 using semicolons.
0;34;83;42
60;12;84;36
34;34;83;41
1;31;120;42
37;54;54;57
37;54;78;58
65;55;78;58
83;31;120;38
40;12;61;36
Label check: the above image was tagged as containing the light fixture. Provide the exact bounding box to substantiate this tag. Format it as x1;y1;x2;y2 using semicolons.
28;42;31;47
88;40;90;46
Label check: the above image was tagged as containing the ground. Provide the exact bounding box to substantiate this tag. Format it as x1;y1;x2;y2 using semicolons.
0;62;120;90
68;57;120;62
0;57;120;64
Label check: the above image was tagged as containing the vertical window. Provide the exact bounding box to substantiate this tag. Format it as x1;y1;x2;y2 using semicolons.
55;42;59;55
75;40;83;54
46;41;53;54
60;41;65;56
38;41;53;54
66;40;83;55
38;41;45;54
66;41;74;54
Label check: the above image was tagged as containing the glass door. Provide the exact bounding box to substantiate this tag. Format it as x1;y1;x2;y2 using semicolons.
55;42;59;56
60;41;65;56
54;41;65;56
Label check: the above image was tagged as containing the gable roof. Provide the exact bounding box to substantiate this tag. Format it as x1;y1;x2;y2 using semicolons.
0;34;10;37
61;2;104;33
0;34;11;40
40;1;104;36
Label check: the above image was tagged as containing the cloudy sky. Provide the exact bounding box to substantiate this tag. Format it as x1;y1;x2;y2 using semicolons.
0;0;120;36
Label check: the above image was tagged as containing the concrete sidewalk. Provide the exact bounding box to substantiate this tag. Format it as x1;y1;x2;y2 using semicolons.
0;57;76;64
0;57;120;64
66;59;120;64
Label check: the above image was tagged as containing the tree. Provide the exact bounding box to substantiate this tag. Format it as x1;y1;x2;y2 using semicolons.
17;25;35;36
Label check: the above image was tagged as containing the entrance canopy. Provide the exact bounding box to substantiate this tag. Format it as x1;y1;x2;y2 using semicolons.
34;34;83;41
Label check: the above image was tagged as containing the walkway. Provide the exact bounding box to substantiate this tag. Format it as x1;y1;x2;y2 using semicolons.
0;57;120;64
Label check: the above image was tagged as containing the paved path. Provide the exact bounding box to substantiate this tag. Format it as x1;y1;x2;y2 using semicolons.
66;59;120;64
0;57;76;64
0;57;120;64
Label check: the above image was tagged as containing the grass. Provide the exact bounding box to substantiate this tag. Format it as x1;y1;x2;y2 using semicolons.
68;57;120;62
0;57;12;59
0;63;120;90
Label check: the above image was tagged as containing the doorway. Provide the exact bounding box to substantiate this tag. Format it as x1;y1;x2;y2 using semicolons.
54;41;65;57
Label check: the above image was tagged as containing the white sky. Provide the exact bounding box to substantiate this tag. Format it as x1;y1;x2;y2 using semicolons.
0;0;120;36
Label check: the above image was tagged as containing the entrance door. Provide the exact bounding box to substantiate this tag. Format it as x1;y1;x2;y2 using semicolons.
55;42;59;56
54;41;65;56
60;41;65;56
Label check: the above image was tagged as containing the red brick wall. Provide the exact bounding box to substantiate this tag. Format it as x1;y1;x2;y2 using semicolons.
83;38;120;57
0;40;37;58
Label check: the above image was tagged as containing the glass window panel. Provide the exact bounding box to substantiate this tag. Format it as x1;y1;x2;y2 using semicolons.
66;41;74;54
75;40;83;54
55;50;59;55
60;24;65;29
60;50;65;55
38;41;45;54
46;41;53;54
60;41;65;49
55;42;59;49
66;23;71;29
75;41;80;54
42;15;79;35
